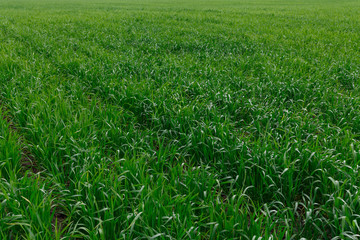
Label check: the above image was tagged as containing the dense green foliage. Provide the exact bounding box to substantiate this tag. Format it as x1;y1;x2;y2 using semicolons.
1;0;360;239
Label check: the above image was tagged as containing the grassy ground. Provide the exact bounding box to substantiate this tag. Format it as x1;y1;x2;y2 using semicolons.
0;0;360;239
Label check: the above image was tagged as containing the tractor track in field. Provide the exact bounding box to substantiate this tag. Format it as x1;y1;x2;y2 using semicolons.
0;100;41;175
0;99;67;235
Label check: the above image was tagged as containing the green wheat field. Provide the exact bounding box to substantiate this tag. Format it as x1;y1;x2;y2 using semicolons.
0;0;360;239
